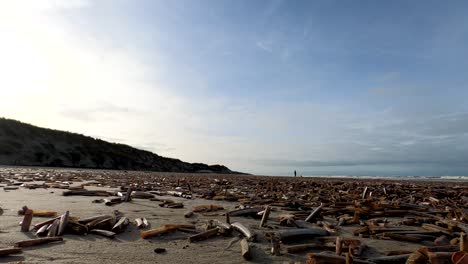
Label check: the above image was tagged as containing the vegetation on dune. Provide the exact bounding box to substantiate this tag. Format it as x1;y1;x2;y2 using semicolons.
0;118;238;173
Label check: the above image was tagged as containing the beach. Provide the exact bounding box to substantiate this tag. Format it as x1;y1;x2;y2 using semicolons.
1;167;467;263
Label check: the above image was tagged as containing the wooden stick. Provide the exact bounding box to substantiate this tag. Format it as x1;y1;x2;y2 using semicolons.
140;224;195;239
0;247;22;256
21;207;33;232
305;203;324;223
14;237;63;247
124;187;132;202
18;209;57;217
188;227;219;242
461;232;468;252
240;238;252;260
259;205;271;228
336;236;343;255
184;211;194;218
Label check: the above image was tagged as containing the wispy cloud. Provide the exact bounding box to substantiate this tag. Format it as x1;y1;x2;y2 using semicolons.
256;41;273;52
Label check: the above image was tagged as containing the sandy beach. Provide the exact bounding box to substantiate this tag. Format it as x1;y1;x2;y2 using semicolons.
1;167;467;263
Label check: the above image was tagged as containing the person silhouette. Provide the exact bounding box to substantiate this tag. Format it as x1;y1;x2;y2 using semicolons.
294;170;297;177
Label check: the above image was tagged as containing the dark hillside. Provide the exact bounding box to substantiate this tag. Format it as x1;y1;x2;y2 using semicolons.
0;118;240;173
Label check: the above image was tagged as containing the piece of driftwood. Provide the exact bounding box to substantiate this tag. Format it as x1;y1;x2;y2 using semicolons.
259;206;271;227
18;209;57;217
226;212;231;224
57;211;69;236
336;236;343;255
0;247;22;256
286;243;323;253
306;253;370;264
369;254;411;263
62;190;111;196
124;187;132;202
20;207;33;232
461;232;467;252
140;224;195;239
193;205;224;213
384;250;413;256
112;217;129;233
229;208;262;217
188;227;219;242
276;228;328;242
104;198;123;206
240;238;252;260
14;237;63;247
90;229;116;238
184;211;194;218
47;219;60;237
305;203;324;223
231;222;256;241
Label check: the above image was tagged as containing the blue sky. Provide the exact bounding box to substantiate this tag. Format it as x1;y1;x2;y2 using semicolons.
1;0;467;175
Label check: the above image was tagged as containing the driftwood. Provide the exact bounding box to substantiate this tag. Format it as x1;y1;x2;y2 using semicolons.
286;243;322;253
184;211;194;218
90;229;116;238
104;198;123;206
231;222;256;241
62;190;111;196
192;205;224;213
0;247;22;256
240;238;252;260
229;208;262;217
14;237;63;247
305;203;324;223
259;206;271;227
20;207;33;232
140;224;195;239
124;187;132;202
306;252;369;264
188;227;219;242
369;254;411;263
275;228;328;242
18;209;57;217
461;232;467;252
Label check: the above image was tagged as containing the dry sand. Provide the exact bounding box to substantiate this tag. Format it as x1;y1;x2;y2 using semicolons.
0;182;428;264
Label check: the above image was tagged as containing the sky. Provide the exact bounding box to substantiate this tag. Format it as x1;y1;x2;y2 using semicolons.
1;0;468;176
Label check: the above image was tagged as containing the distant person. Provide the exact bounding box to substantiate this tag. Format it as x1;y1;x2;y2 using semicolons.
294;170;297;177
